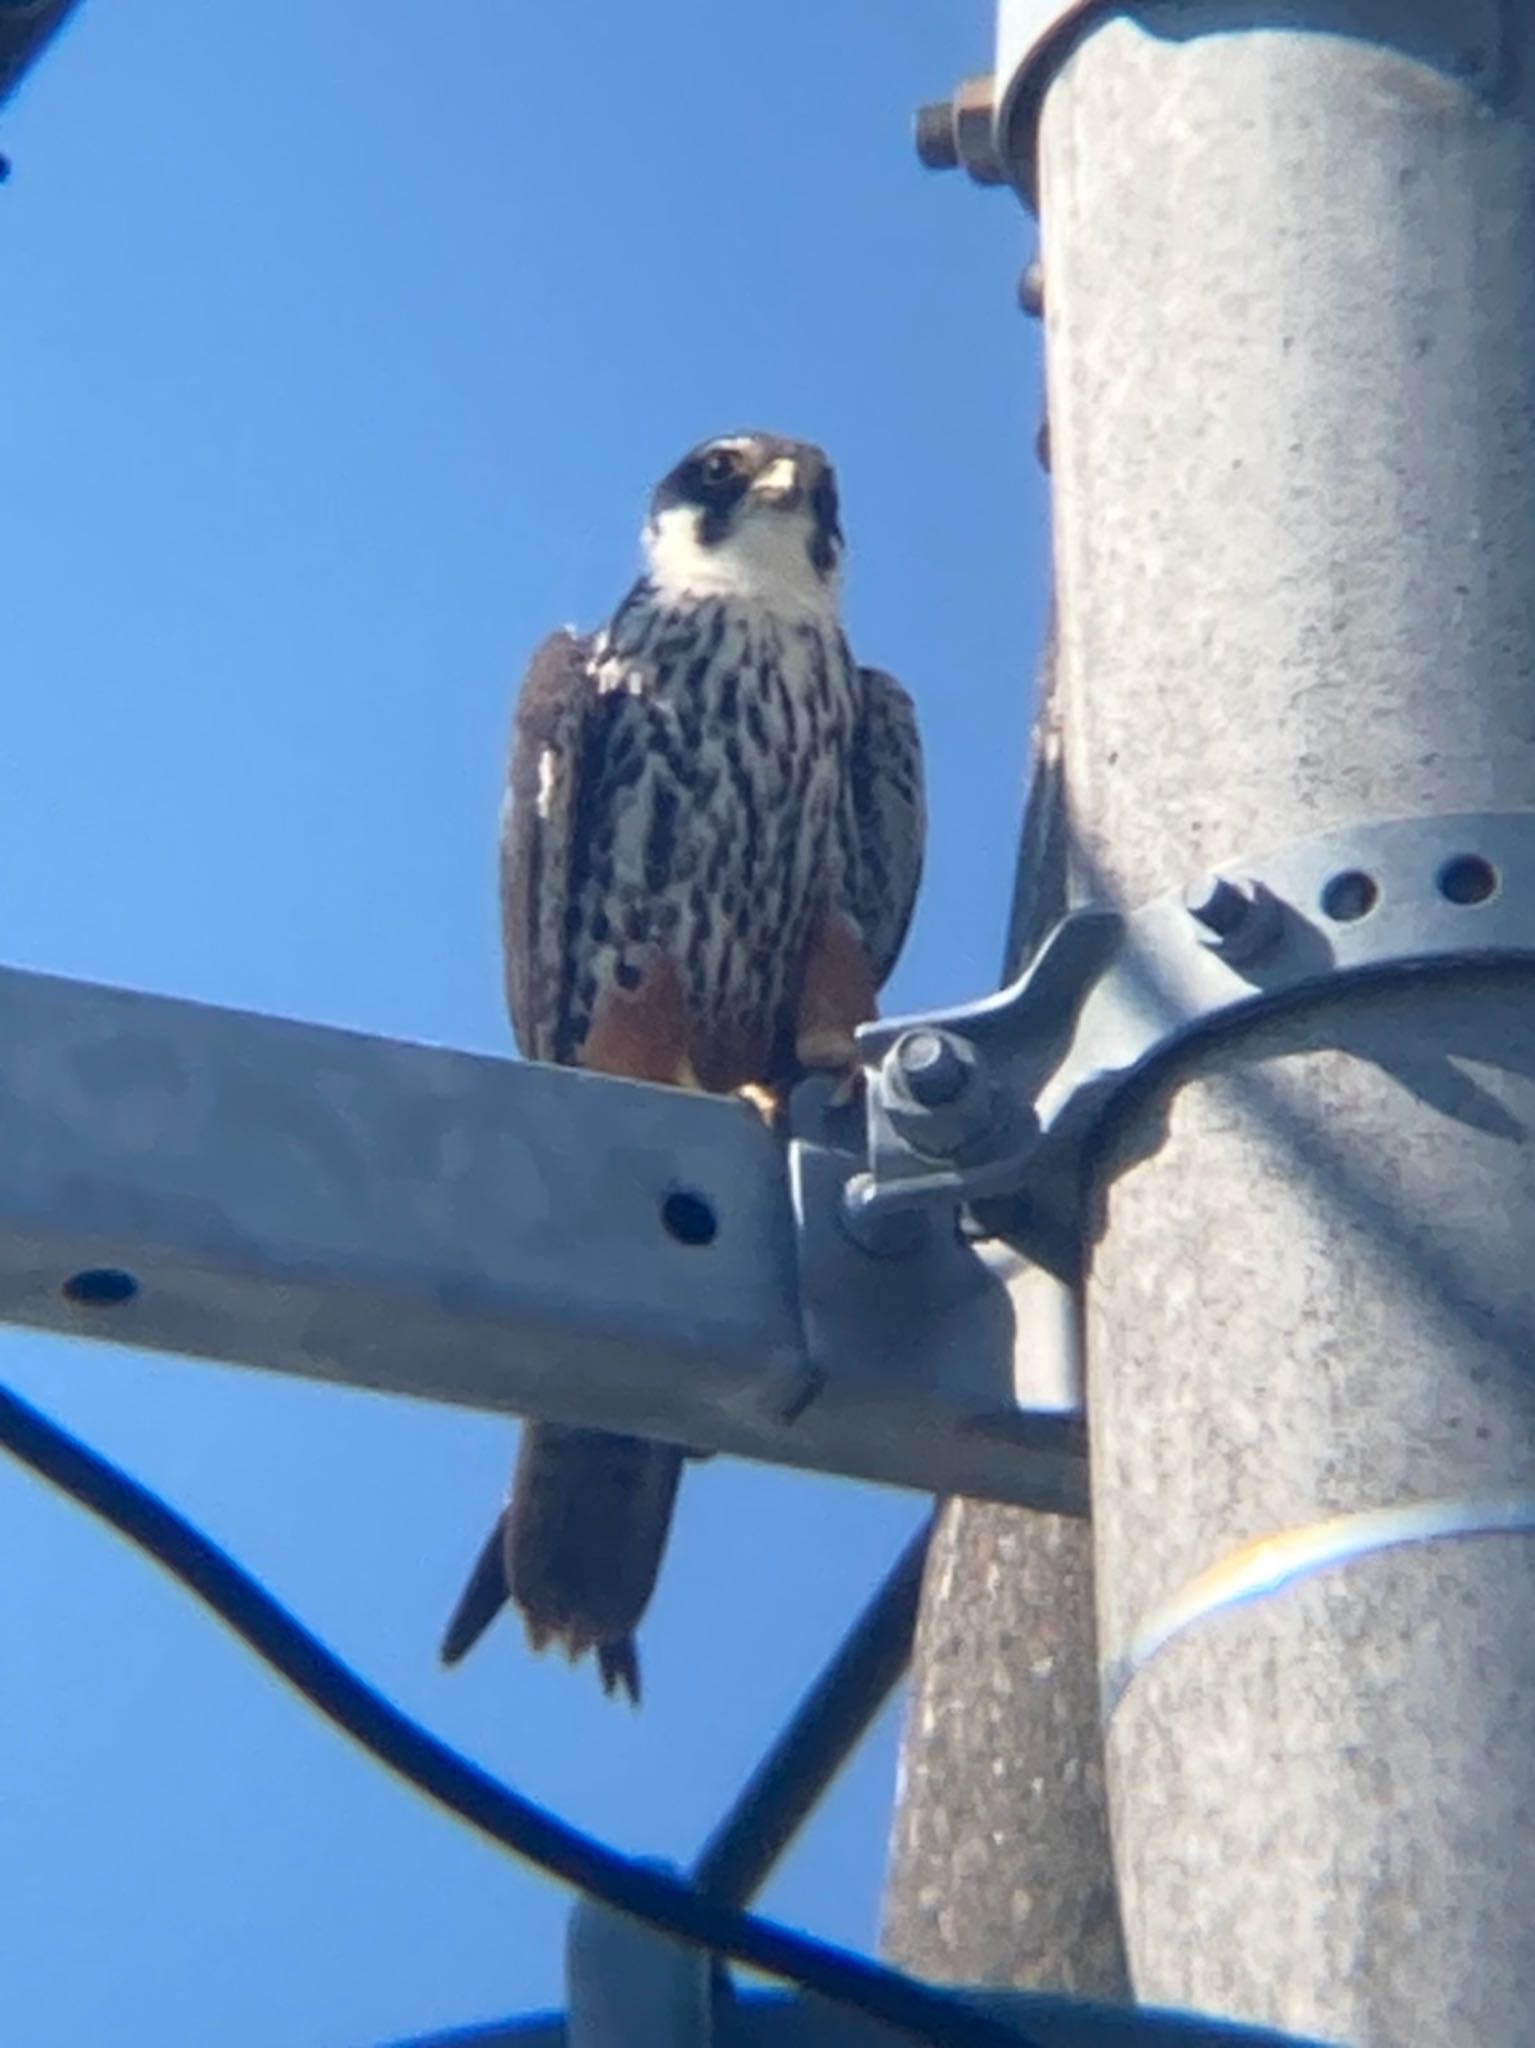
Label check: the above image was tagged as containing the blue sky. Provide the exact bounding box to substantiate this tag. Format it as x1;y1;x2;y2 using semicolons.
1;5;1048;2042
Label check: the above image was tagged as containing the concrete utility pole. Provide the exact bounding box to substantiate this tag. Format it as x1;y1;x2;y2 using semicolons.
891;4;1535;2043
884;642;1130;2002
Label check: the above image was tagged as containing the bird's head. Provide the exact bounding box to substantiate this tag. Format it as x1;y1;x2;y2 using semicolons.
643;433;844;617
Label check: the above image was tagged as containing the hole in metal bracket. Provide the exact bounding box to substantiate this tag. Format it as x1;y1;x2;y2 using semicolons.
661;1188;718;1247
1436;853;1498;906
61;1268;140;1307
1320;869;1379;923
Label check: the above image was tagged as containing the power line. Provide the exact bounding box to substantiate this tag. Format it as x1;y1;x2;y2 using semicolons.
692;1515;933;1908
0;1380;1039;2048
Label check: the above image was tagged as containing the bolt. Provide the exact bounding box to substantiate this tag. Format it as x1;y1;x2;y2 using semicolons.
913;76;1004;184
892;1028;970;1107
881;1028;1010;1161
1018;260;1045;318
1183;873;1281;961
1184;874;1251;938
914;101;960;171
840;1175;931;1260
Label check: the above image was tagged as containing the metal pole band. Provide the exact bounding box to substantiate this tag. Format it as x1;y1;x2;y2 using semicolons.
995;0;1111;205
1103;1494;1535;1718
857;807;1535;1238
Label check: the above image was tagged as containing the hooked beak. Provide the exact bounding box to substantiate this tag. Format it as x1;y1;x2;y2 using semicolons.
751;455;802;505
747;448;843;576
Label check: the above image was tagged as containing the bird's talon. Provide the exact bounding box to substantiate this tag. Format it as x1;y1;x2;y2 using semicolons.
735;1081;781;1126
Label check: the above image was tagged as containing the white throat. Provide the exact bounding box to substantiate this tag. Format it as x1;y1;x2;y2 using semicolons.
644;504;842;622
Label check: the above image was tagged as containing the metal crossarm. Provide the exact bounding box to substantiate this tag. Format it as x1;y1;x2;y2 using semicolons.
0;962;1082;1510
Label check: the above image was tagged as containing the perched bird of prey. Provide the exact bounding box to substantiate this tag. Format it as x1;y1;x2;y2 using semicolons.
440;431;925;1702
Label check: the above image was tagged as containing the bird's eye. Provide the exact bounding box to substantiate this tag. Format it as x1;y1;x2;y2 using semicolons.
700;449;737;484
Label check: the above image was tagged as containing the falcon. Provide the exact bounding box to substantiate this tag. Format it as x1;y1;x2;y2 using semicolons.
440;431;925;1702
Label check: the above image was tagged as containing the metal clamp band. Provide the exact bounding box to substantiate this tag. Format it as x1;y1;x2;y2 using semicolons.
853;808;1535;1250
995;0;1110;203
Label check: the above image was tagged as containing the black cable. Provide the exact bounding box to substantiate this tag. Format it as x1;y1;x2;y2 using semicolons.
0;1382;1039;2048
0;0;83;108
692;1514;934;1907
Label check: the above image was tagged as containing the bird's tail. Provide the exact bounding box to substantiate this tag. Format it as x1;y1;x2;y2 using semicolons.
439;1423;685;1705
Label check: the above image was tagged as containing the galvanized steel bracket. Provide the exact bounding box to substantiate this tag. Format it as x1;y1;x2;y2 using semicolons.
853;810;1535;1255
787;1078;1088;1519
